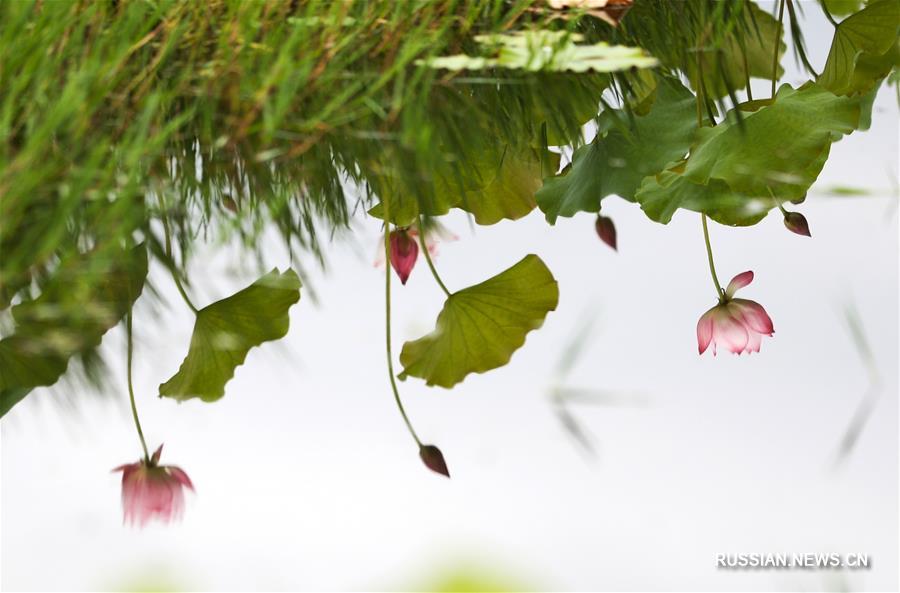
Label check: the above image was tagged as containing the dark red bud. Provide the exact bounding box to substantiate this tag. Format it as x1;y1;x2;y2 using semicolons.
419;444;450;478
783;211;811;237
389;229;419;285
595;215;617;250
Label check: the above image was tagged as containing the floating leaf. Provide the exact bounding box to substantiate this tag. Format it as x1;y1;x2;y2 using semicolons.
159;269;301;402
421;31;657;73
819;0;900;96
398;255;558;388
536;77;697;224
680;83;860;201
0;244;148;417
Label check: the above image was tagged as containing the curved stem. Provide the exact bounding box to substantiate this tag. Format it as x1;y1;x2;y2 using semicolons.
771;0;786;99
170;268;199;314
383;213;422;447
126;307;150;462
701;214;724;301
767;186;787;215
695;51;716;126
160;207;199;314
417;215;451;298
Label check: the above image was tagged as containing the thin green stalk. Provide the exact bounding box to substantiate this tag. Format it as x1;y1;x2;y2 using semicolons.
701;214;724;301
126;308;150;462
170;268;199;314
160;207;199;314
767;186;787;215
771;0;786;99
695;74;705;128
383;212;422;447
417;215;451;298
695;52;717;126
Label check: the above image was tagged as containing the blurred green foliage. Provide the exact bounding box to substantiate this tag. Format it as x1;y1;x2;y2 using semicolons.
1;0;897;414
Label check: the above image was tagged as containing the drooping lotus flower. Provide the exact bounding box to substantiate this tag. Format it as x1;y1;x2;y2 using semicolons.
112;444;194;527
697;271;774;356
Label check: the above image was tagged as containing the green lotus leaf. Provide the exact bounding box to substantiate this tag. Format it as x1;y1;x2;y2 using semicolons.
636;144;832;227
823;0;864;18
531;73;609;145
536;77;697;224
453;144;560;225
635;164;764;227
370;141;558;227
368;185;456;227
159;268;301;402
0;244;149;417
681;83;860;201
819;0;900;96
398;254;558;388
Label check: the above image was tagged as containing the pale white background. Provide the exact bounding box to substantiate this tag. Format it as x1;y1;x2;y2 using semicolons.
2;5;898;592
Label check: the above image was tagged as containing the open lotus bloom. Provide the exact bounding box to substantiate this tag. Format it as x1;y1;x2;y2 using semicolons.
697;271;774;356
112;444;194;527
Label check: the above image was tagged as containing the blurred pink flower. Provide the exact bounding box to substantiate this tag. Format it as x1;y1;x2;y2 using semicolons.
112;444;194;527
697;271;774;356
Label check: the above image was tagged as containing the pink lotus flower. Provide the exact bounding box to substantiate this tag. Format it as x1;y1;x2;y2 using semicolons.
697;271;774;356
112;444;193;527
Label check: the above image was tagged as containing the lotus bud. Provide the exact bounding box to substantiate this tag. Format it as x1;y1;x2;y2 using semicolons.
389;228;419;285
419;444;450;478
595;215;617;251
783;210;811;237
